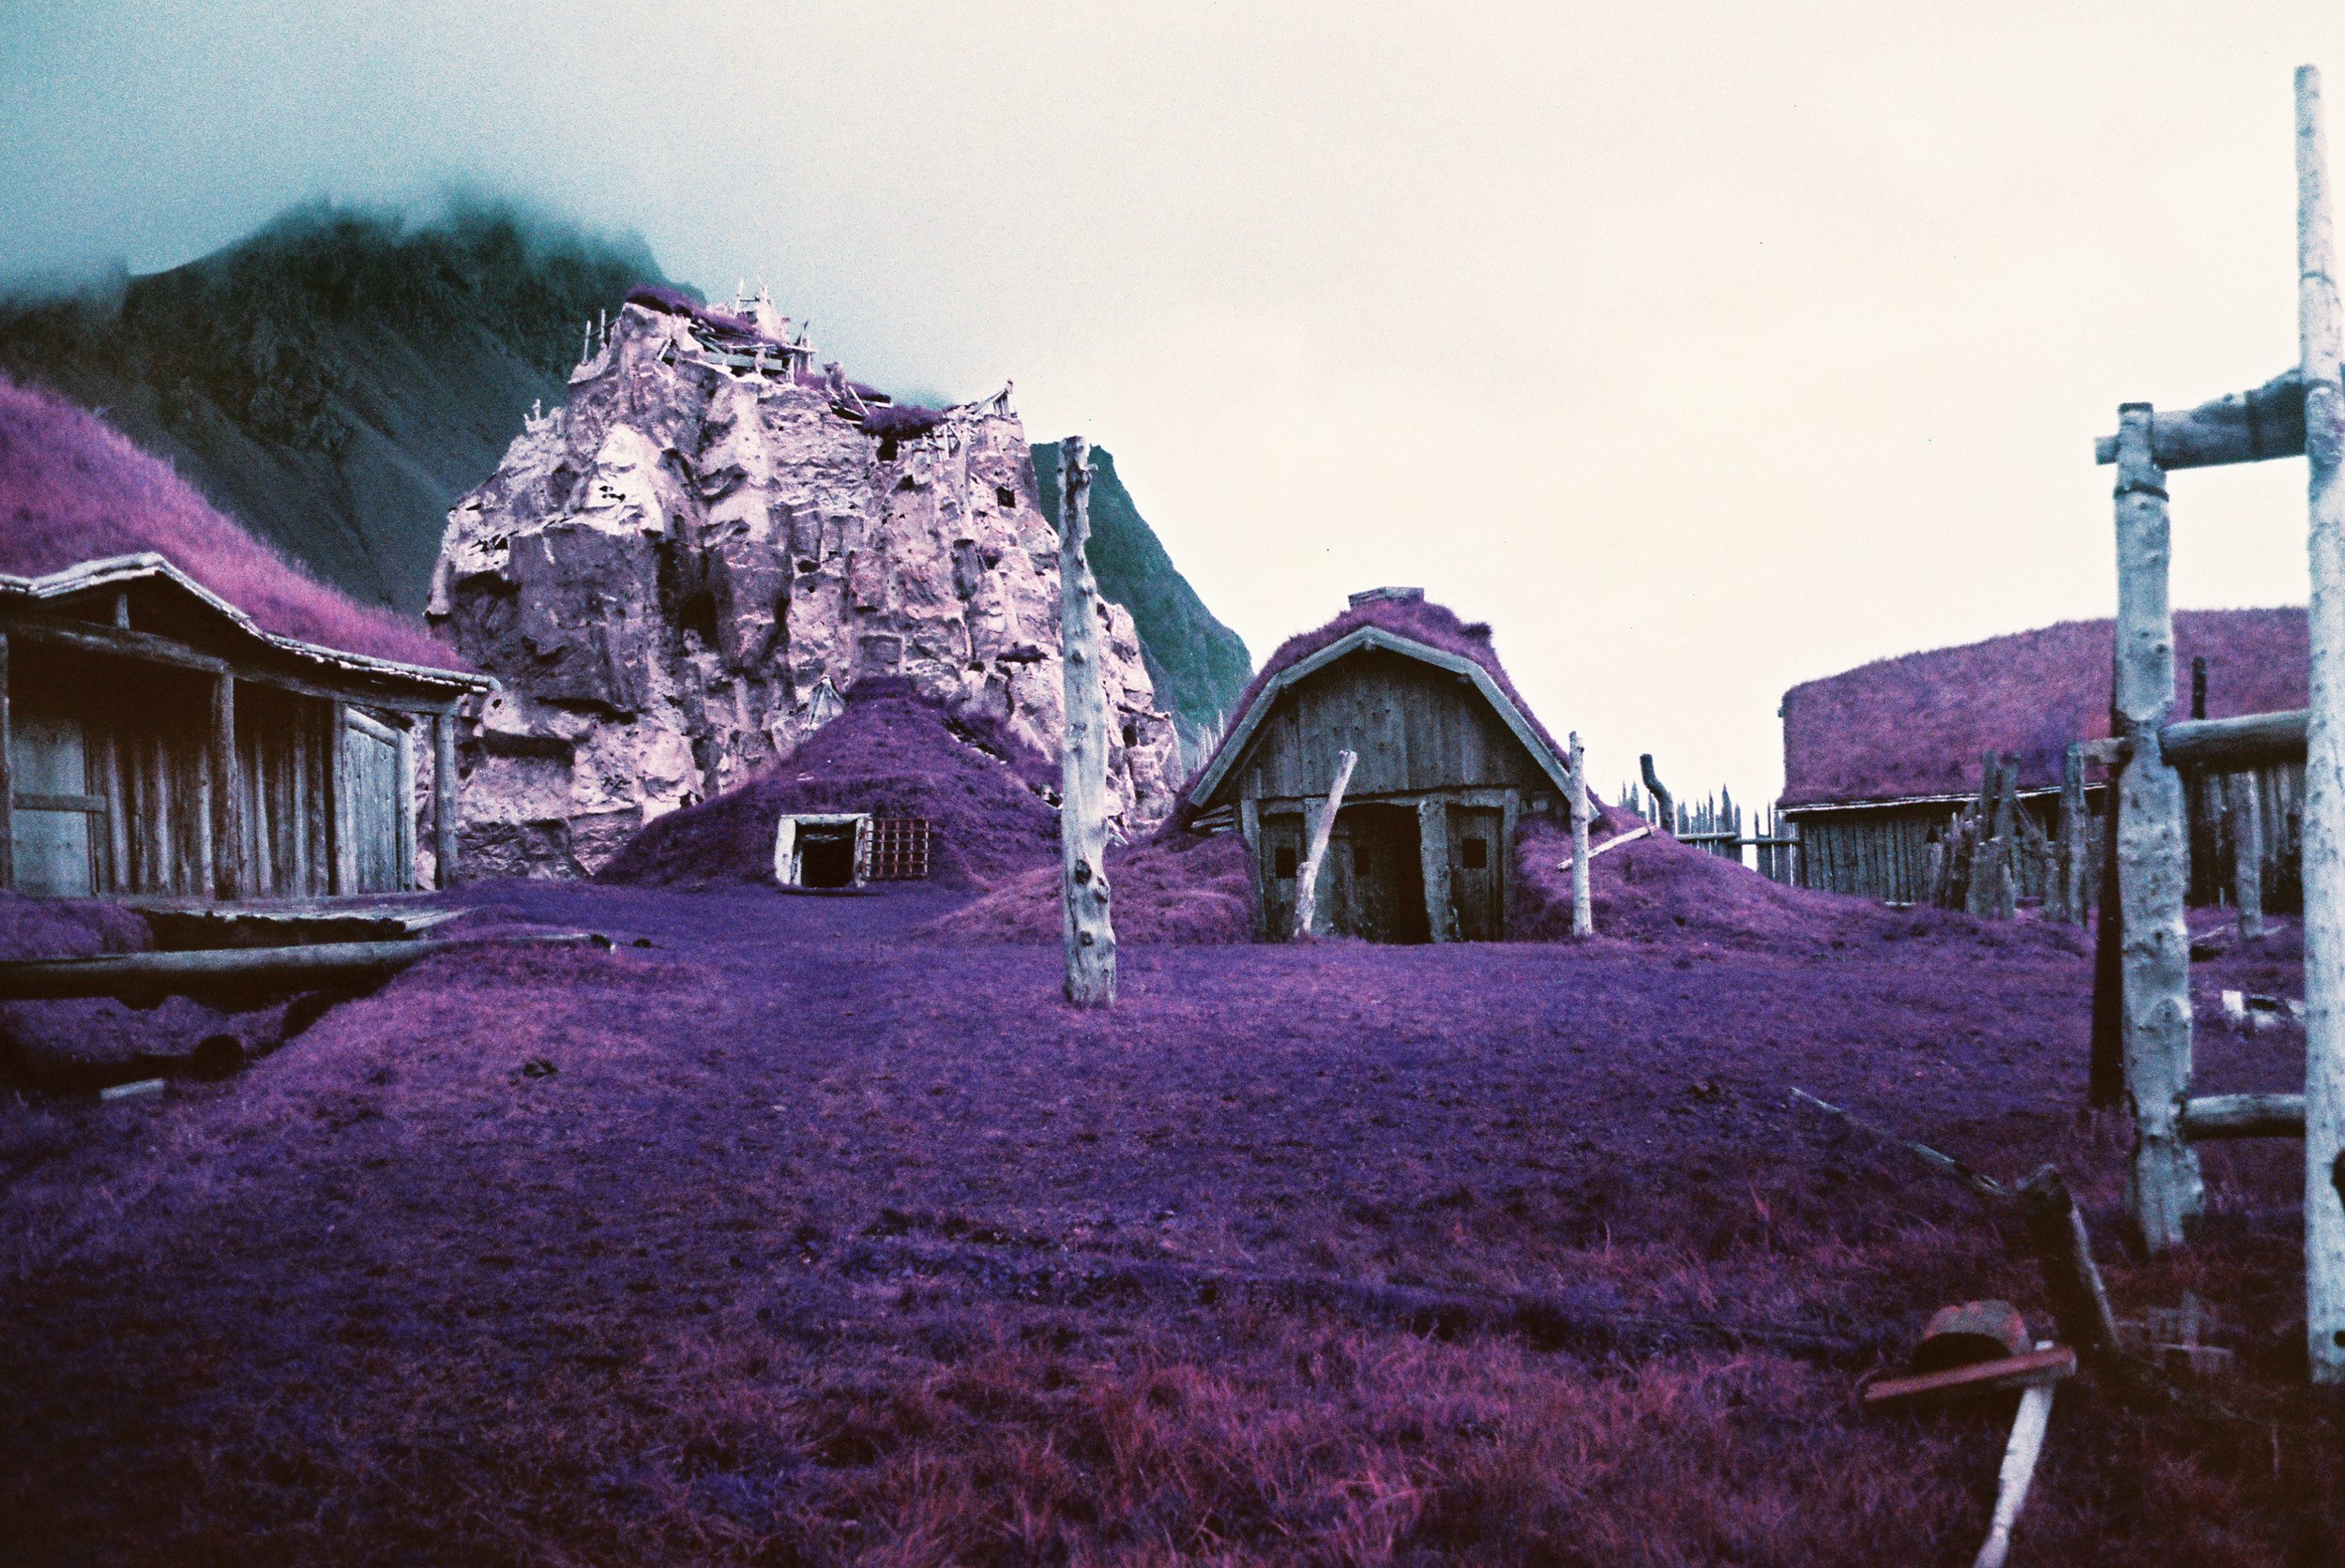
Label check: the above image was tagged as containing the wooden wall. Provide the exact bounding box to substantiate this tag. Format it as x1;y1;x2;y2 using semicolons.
1228;648;1556;806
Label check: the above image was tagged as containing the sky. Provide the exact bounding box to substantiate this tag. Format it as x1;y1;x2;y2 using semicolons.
5;2;2345;807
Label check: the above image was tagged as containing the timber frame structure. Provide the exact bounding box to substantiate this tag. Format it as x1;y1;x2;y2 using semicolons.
1187;591;1573;943
2090;67;2345;1383
0;553;492;900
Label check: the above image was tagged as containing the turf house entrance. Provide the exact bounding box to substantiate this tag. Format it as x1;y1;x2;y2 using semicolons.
1186;589;1572;942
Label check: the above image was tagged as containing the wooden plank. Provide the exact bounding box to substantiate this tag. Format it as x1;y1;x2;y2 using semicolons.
2113;402;2202;1251
396;718;416;891
327;701;354;896
1860;1346;2074;1409
2181;1092;2305;1139
1416;795;1452;942
211;675;242;899
2298;61;2345;1385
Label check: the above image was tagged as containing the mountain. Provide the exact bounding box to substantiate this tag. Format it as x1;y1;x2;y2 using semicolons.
1031;443;1251;772
0;198;661;614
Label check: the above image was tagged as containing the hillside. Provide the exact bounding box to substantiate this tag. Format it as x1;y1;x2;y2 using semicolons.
1031;443;1251;772
0;199;658;616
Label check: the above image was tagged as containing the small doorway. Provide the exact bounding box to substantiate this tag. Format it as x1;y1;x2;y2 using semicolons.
1328;803;1429;942
773;813;871;890
1446;804;1505;941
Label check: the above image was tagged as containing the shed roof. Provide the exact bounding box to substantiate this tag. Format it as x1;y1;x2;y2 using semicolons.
1778;608;2307;808
1184;593;1575;812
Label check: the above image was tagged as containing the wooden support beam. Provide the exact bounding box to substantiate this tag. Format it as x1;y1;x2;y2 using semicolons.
326;701;354;896
2232;772;2266;941
2159;708;2308;768
2059;743;2087;925
0;931;603;1004
1568;731;1592;938
2297;61;2345;1384
1416;796;1452;942
432;711;461;890
2113;403;2203;1250
1292;748;1357;940
2092;368;2306;469
211;674;242;901
1055;436;1116;1006
2181;1093;2306;1140
395;718;416;892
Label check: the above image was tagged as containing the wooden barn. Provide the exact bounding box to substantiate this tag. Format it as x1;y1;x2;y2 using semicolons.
1185;589;1572;942
1778;609;2307;906
2;554;491;900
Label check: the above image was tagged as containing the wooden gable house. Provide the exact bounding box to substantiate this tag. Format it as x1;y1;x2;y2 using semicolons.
1186;589;1572;942
1;554;492;901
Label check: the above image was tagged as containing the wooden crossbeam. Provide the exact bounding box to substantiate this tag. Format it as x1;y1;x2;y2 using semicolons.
2093;369;2306;469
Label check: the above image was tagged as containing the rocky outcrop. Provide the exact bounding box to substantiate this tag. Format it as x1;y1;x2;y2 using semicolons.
429;297;1180;878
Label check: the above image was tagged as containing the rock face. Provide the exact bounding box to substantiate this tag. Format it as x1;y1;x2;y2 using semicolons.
429;296;1180;878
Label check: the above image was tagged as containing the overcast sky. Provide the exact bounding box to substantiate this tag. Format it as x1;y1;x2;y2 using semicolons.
6;3;2345;805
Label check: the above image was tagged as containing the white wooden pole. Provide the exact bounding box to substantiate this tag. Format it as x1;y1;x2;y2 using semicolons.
1291;748;1357;940
1971;1378;2056;1568
2230;774;2265;942
2295;63;2345;1382
2113;402;2203;1251
1056;436;1117;1007
1568;731;1593;937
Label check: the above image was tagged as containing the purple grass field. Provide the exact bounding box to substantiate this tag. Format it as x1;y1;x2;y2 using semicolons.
0;374;461;670
2;859;2336;1564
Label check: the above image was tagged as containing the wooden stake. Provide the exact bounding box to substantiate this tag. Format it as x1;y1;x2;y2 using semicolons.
1568;731;1593;938
1291;748;1357;941
1056;436;1117;1006
2113;403;2202;1250
2014;1166;2124;1365
2296;62;2345;1382
1972;1378;2057;1568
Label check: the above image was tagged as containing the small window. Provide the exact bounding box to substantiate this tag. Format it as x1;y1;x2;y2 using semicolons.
1354;840;1372;873
1461;837;1489;870
1274;845;1297;880
995;485;1018;508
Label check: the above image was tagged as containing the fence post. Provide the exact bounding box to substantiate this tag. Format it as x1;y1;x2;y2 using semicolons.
2112;401;2202;1251
1568;733;1592;937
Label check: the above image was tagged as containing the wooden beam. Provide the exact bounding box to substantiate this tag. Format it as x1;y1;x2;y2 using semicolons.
1415;796;1452;942
2112;403;2203;1250
2158;708;2307;768
2296;61;2345;1385
211;674;242;900
327;701;354;896
2;612;468;714
1293;748;1358;940
2181;1092;2305;1139
1055;436;1116;1006
0;931;603;1003
2092;368;2306;469
432;711;461;890
395;718;416;892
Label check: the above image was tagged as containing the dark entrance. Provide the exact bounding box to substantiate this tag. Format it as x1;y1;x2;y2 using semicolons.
797;824;858;888
1327;803;1430;943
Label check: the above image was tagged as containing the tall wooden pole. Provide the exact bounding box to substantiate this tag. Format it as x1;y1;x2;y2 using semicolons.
1568;732;1593;937
2059;743;2087;924
2295;62;2345;1382
1292;749;1357;941
211;674;243;901
1056;436;1116;1006
2230;774;2265;942
2112;402;2202;1251
0;634;13;893
432;712;461;891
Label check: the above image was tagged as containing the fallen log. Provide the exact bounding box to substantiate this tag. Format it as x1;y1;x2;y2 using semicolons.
0;930;607;1004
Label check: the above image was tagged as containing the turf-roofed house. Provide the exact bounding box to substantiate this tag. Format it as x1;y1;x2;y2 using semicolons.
1778;610;2307;905
1185;588;1574;942
0;375;490;900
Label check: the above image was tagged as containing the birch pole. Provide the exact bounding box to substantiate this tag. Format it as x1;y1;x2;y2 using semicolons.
2112;401;2202;1251
1568;732;1593;937
2295;63;2345;1382
1292;748;1357;940
1056;436;1116;1007
2230;773;2265;942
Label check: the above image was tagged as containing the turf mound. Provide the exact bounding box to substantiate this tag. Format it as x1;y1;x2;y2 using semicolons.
920;829;1254;943
598;679;1058;891
0;372;460;668
1511;813;2089;957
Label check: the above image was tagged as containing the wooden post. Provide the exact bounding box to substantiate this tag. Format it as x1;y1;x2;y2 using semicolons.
1416;797;1453;942
2059;744;2087;924
0;633;12;894
2231;773;2266;941
1640;754;1673;837
2296;62;2345;1382
395;718;416;892
2089;756;2126;1106
1292;748;1357;940
2113;401;2202;1251
432;711;461;890
210;674;242;901
2191;655;2209;719
326;701;354;896
1568;732;1593;937
1056;436;1116;1006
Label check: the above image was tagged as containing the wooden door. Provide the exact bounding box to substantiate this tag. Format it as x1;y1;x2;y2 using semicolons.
10;715;95;896
1446;805;1504;941
1258;813;1303;939
343;716;405;893
1329;803;1429;942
